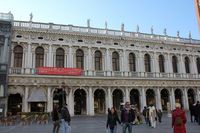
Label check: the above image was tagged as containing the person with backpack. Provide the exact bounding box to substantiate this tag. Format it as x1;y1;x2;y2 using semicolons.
172;103;187;133
106;107;121;133
60;104;71;133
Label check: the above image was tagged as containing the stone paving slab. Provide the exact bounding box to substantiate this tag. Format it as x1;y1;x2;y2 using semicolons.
0;114;200;133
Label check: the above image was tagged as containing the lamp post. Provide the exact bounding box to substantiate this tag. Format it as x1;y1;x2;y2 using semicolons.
59;82;70;107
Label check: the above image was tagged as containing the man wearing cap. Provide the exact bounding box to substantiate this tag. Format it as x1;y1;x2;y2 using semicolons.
60;104;71;133
172;103;187;133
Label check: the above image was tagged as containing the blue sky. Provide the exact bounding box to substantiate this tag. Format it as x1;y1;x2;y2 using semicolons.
0;0;199;39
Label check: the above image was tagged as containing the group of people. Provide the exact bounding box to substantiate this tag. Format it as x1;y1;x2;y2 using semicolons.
106;102;135;133
52;104;71;133
142;104;162;128
189;101;200;125
50;101;199;133
106;101;190;133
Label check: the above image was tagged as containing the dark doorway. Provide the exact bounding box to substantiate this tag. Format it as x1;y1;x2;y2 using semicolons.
94;89;105;114
8;93;22;115
113;89;123;111
130;89;140;110
188;89;195;105
146;89;155;106
74;89;86;115
175;89;183;107
161;89;169;111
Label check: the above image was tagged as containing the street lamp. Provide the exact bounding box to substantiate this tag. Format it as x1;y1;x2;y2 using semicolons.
55;82;70;108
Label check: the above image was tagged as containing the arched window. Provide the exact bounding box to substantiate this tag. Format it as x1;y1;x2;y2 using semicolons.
56;48;64;68
144;54;151;72
197;58;200;74
14;45;23;68
185;57;190;73
95;50;102;71
35;47;44;68
172;56;178;73
159;55;165;73
76;49;84;69
112;52;120;71
129;53;136;71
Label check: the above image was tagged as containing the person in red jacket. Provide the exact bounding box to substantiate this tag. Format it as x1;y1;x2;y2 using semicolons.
172;103;187;133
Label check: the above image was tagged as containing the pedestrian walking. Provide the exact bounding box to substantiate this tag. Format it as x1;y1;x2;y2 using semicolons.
60;104;71;133
52;104;60;133
172;103;187;133
121;102;135;133
189;103;195;123
196;101;200;125
157;109;162;123
142;106;148;125
106;107;121;133
148;103;157;128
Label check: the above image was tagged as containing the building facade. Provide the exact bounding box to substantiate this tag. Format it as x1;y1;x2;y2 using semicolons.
7;19;200;116
0;12;13;117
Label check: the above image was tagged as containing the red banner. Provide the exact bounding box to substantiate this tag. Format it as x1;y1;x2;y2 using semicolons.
36;67;83;76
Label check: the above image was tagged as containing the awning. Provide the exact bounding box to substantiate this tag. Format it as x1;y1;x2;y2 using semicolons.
28;89;47;102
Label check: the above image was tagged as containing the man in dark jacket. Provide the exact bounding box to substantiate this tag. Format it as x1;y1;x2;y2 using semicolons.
60;104;71;133
52;104;60;133
189;103;195;123
121;102;135;133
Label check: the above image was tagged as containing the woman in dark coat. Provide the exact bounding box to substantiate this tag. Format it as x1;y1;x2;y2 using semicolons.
106;107;121;133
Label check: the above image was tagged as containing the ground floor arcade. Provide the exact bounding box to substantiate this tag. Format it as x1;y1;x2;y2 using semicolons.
7;85;200;116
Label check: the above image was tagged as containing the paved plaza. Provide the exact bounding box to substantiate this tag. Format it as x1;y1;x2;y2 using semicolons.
0;113;200;133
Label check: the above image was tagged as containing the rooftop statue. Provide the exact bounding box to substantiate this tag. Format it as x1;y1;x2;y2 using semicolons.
29;12;33;22
163;28;167;36
136;25;139;33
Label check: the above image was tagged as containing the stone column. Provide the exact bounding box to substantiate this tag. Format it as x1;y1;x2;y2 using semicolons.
67;46;73;67
167;54;173;74
23;86;29;112
106;48;111;76
153;53;159;73
123;50;128;76
2;35;9;63
141;88;146;110
47;44;52;67
179;55;185;74
27;43;32;68
107;87;113;109
156;88;162;110
183;88;189;110
10;48;14;67
125;88;130;102
192;56;198;74
68;88;74;116
47;86;53;112
88;87;94;116
170;88;175;110
197;89;200;101
64;52;67;68
138;51;144;72
87;47;93;76
22;50;26;68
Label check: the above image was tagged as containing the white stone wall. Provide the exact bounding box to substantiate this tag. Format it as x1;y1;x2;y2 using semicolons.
7;20;200;116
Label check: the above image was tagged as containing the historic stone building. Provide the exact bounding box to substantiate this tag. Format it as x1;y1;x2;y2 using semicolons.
6;17;200;116
0;12;13;117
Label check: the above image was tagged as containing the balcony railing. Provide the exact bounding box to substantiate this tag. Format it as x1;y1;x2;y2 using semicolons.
8;67;200;79
13;21;200;45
